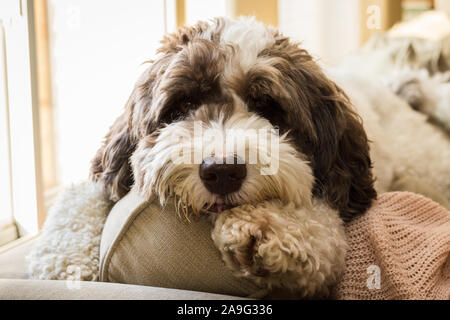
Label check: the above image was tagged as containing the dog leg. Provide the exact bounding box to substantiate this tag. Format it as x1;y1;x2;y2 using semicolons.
211;200;347;298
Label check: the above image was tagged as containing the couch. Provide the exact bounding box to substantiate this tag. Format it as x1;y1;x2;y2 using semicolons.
1;190;449;300
0;189;247;300
0;238;247;300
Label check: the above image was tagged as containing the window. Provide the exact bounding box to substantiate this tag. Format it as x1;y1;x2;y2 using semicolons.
46;0;168;187
0;0;174;245
1;0;42;242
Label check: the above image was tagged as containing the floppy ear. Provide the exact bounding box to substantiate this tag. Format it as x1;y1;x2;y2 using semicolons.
90;68;156;201
284;46;377;221
307;81;377;221
90;94;139;202
90;21;210;202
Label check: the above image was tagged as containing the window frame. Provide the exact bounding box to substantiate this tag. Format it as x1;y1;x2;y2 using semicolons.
0;0;43;239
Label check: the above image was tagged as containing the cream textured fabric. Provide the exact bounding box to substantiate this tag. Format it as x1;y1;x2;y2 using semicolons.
333;192;450;300
100;189;264;298
0;237;36;279
27;181;112;281
0;279;244;300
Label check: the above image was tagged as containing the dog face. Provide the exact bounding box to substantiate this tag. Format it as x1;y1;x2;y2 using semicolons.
91;17;376;221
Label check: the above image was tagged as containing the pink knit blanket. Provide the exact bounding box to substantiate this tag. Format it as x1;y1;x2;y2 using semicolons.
332;192;450;300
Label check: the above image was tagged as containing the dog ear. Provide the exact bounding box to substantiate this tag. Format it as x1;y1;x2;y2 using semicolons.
90;114;135;202
308;83;377;221
90;67;156;201
90;93;139;202
90;21;213;202
286;49;377;221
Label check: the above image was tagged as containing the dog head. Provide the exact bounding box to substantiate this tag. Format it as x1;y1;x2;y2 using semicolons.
91;17;376;221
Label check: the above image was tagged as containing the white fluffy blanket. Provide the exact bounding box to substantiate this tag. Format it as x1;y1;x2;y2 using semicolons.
27;182;112;281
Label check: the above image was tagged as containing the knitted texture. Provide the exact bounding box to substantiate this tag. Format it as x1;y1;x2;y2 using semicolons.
333;192;450;300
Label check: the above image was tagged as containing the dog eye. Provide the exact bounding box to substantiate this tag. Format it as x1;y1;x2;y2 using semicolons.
254;99;268;109
160;100;198;123
249;97;284;127
252;96;273;109
180;101;194;113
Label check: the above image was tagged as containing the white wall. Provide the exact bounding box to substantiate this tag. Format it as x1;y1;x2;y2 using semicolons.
436;0;450;13
47;0;167;186
185;0;230;25
278;0;360;66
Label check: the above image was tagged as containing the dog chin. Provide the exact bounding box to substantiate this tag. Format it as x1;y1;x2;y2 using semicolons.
172;188;259;218
202;201;238;214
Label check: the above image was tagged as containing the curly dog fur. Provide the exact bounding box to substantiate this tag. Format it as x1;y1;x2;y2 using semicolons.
212;200;347;298
27;181;111;281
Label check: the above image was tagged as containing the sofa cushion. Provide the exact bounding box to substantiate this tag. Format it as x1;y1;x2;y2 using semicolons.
101;190;450;300
0;236;36;279
0;279;245;300
99;190;264;298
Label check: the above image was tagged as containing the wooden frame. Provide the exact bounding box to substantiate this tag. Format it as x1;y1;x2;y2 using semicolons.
230;0;278;27
0;0;44;237
176;0;186;28
34;0;57;195
0;14;16;244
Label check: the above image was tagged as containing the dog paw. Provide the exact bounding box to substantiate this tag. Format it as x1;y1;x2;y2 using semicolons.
211;201;348;296
212;206;270;278
212;203;298;280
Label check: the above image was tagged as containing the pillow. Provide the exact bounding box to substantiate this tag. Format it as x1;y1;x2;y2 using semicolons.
101;190;450;300
99;190;265;298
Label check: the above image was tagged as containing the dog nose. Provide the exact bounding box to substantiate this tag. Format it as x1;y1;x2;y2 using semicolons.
199;157;247;195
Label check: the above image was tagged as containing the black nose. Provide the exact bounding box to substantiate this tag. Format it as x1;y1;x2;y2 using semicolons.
199;157;247;195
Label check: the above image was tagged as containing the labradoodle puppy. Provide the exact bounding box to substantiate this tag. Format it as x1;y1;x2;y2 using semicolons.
90;17;450;297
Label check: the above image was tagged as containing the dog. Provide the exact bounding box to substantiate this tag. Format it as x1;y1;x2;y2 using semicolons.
90;17;450;297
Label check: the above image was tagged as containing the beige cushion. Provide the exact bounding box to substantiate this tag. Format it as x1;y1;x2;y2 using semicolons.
0;235;242;299
0;236;36;279
100;190;264;298
0;279;245;300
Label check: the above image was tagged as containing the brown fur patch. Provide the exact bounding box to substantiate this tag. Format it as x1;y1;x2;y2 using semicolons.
252;35;377;220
